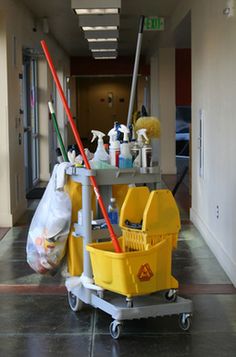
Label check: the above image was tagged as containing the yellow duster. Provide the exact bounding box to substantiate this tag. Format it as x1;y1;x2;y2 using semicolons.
134;116;161;139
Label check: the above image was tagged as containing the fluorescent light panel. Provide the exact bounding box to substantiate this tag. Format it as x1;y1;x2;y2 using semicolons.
91;49;116;52
82;26;117;31
71;0;121;10
87;38;117;42
94;56;117;59
89;41;118;49
84;30;119;39
75;8;118;15
92;50;117;57
78;14;119;27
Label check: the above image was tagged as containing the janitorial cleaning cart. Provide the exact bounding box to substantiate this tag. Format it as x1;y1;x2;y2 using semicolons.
40;17;192;339
65;166;192;339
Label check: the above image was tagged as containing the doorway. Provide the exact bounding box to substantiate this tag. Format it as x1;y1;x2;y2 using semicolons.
175;48;191;192
76;76;133;149
22;52;40;194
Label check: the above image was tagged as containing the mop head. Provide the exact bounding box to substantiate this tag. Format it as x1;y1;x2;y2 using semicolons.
134;116;161;139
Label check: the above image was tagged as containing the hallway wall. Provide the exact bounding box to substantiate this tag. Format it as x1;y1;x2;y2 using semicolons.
190;0;236;286
150;48;176;174
0;0;70;226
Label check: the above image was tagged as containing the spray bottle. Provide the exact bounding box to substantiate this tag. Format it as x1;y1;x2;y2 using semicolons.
118;124;132;168
108;128;120;167
129;124;136;149
91;130;109;163
141;131;152;171
131;128;148;167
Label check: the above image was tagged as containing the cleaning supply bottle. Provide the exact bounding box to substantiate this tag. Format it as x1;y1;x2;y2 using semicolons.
114;121;122;142
108;128;120;167
142;132;152;171
107;197;119;224
118;124;132;168
91;130;110;164
128;123;135;144
132;128;148;167
129;124;136;149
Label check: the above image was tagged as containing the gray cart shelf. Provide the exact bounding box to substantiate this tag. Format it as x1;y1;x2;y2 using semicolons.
65;166;193;339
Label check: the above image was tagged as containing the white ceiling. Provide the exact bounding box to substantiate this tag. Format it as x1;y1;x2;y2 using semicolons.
21;0;191;57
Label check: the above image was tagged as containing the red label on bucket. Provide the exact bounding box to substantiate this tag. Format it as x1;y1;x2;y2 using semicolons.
137;263;154;281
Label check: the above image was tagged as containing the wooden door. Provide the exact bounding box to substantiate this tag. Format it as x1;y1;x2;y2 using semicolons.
77;77;133;146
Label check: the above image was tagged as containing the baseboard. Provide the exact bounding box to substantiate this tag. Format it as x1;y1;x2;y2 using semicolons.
190;207;236;287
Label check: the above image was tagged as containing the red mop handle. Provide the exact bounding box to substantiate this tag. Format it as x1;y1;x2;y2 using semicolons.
41;40;122;253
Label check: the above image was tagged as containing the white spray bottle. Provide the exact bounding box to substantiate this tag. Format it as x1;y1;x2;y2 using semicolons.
108;128;120;167
141;130;152;170
91;130;109;163
118;124;132;168
131;128;148;167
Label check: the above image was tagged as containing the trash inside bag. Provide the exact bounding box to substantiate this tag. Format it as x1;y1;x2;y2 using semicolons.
26;164;72;274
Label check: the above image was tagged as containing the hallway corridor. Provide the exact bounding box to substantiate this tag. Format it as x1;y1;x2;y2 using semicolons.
0;176;236;356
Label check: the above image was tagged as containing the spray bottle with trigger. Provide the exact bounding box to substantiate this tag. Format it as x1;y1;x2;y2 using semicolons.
118;124;132;168
108;128;120;167
141;130;152;172
131;128;148;167
91;130;109;164
129;124;136;150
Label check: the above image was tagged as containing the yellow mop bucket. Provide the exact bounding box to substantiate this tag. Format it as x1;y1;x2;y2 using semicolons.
86;187;180;298
87;235;178;298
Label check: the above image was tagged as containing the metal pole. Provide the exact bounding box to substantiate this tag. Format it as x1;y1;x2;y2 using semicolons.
127;15;145;127
41;40;122;253
82;179;93;278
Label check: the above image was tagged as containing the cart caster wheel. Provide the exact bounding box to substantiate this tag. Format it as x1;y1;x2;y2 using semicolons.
97;290;104;299
126;298;133;308
165;289;177;302
109;321;122;339
178;313;191;331
68;291;83;312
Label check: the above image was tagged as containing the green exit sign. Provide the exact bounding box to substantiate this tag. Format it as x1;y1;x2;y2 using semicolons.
144;17;165;31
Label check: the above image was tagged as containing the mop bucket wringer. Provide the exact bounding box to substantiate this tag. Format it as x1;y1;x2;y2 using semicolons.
87;187;181;298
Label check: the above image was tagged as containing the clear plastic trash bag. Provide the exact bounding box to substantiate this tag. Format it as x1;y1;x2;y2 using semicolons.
26;164;72;274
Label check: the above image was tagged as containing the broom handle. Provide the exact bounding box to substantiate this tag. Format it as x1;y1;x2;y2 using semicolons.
41;40;122;253
127;15;145;127
48;101;69;162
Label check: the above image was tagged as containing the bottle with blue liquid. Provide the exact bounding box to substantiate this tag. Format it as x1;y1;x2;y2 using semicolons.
108;197;119;224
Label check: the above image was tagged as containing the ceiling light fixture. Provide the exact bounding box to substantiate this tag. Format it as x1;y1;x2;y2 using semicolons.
94;56;117;60
92;50;117;57
82;26;118;31
71;0;121;14
89;42;118;50
75;8;118;15
87;38;117;42
91;49;117;52
78;14;119;27
84;30;119;39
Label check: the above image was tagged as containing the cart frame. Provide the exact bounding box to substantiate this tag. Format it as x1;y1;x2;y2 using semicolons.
65;166;193;339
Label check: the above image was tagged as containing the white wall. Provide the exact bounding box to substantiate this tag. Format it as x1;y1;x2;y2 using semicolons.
190;0;236;286
0;11;11;226
150;48;176;174
0;0;70;226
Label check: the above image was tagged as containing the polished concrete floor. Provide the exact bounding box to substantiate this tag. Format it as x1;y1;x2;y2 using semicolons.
0;171;236;356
